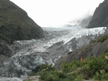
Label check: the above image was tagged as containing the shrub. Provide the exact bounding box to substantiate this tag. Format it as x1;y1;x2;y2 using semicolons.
96;34;108;42
90;34;108;43
67;52;72;55
62;60;83;73
31;53;108;81
81;56;108;79
75;75;83;81
93;72;108;81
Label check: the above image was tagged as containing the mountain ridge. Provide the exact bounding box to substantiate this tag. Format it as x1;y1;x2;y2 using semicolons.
0;0;44;42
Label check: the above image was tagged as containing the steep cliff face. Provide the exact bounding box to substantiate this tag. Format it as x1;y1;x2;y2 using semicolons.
87;0;108;28
0;0;44;42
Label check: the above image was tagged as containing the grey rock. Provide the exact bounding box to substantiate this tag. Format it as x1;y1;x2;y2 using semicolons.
0;53;46;77
0;40;14;62
55;36;108;69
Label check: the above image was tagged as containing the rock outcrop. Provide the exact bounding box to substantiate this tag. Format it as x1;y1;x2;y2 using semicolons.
87;0;108;28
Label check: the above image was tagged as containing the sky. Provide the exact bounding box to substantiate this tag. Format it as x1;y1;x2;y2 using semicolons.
10;0;104;27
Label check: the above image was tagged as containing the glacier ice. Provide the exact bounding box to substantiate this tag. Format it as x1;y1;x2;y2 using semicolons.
0;26;107;78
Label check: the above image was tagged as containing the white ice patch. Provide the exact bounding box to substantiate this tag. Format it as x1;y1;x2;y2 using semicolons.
64;27;106;44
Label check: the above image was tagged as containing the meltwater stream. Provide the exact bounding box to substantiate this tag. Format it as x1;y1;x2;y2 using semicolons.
0;26;106;81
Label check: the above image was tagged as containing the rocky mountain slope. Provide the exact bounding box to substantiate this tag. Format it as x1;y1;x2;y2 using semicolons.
55;30;108;69
87;0;108;28
0;0;44;62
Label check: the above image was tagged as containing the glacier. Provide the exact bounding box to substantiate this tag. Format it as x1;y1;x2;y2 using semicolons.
0;26;107;81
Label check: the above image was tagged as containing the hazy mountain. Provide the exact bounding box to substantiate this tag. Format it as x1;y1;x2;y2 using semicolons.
79;15;92;27
87;0;108;28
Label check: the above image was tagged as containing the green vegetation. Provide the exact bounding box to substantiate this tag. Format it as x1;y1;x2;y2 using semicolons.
31;50;108;81
67;52;72;55
62;60;83;73
0;24;28;42
97;34;108;42
80;43;93;53
31;64;81;81
91;34;108;43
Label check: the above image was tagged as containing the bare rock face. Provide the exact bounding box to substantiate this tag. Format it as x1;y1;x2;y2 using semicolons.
87;0;108;28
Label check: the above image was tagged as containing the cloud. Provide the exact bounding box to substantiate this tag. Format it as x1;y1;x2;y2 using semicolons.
10;0;104;27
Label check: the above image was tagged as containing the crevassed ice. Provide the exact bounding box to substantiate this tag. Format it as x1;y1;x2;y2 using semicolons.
13;27;106;57
64;27;106;44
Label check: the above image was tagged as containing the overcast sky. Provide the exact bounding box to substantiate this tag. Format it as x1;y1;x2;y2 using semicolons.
10;0;104;27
